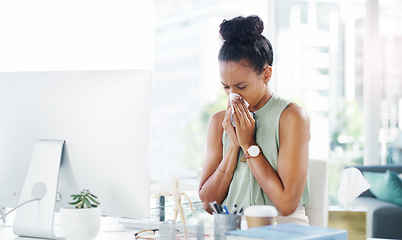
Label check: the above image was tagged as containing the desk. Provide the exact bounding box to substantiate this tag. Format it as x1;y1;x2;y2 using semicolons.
0;226;138;240
3;223;390;240
1;228;391;240
0;216;208;240
0;215;153;240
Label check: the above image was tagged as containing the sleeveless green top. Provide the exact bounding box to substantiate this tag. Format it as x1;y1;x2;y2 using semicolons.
222;93;310;210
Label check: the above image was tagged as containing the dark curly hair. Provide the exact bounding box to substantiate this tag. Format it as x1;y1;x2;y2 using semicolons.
218;15;273;74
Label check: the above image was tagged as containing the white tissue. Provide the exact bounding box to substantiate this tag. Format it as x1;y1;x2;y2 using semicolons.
229;93;250;127
337;167;371;210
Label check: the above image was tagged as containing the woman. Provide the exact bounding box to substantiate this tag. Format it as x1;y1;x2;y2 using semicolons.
198;15;311;225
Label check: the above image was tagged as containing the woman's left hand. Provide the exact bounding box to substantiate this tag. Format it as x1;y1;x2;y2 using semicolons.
231;97;256;151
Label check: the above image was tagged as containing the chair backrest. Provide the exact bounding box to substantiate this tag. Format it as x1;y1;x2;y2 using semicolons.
305;159;328;227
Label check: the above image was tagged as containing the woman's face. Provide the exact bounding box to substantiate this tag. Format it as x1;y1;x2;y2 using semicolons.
219;60;272;112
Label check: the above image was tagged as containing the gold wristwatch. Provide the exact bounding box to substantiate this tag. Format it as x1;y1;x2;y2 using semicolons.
244;145;261;159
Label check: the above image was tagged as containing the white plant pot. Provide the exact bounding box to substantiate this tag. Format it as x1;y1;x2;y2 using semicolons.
60;207;101;240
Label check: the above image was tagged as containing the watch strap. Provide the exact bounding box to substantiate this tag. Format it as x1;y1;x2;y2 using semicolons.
244;151;251;159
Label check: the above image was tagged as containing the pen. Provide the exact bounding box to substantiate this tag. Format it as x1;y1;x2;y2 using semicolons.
223;205;229;214
212;201;223;213
209;202;218;214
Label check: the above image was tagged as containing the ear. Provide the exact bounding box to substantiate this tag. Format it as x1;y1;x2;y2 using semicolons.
262;65;272;84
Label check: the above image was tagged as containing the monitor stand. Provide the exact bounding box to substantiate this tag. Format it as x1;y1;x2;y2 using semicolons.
13;139;64;239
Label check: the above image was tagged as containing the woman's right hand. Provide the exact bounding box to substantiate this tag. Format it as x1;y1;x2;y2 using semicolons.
222;101;239;148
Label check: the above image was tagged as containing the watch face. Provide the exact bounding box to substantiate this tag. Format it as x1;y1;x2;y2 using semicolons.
248;145;260;157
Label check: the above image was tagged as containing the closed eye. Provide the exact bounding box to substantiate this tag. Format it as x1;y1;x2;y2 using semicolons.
221;83;230;89
234;81;247;90
221;82;247;90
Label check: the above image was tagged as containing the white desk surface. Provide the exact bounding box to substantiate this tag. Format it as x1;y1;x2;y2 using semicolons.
2;223;391;240
0;214;157;240
0;226;138;240
0;227;392;240
0;214;206;240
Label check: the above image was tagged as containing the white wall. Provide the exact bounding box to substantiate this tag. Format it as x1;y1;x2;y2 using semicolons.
0;0;153;71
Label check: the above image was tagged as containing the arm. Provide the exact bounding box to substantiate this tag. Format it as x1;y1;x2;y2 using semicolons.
248;104;310;216
198;107;240;214
182;192;196;212
233;100;310;216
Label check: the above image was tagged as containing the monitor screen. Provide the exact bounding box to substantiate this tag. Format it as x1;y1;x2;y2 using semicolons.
0;70;152;219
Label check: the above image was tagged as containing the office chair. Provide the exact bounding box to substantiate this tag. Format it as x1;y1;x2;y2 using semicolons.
305;159;329;227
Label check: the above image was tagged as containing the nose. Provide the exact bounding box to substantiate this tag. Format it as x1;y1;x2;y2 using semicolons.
229;89;239;95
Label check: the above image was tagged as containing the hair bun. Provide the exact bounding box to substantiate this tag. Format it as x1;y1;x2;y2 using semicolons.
219;15;264;42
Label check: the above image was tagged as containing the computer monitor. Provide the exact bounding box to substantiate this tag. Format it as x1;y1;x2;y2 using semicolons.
0;70;153;220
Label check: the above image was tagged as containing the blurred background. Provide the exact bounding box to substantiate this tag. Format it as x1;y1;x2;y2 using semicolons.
1;0;401;222
151;0;402;211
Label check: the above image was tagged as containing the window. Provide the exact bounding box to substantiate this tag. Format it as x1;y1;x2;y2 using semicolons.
152;0;402;210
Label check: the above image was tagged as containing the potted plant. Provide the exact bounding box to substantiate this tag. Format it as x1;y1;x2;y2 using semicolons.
60;189;101;240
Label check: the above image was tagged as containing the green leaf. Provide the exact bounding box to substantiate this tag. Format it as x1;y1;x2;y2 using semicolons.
84;198;92;208
69;189;100;208
88;195;100;205
69;199;82;205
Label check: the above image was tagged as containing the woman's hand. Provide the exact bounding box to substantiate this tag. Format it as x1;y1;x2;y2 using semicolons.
222;100;239;147
232;97;256;151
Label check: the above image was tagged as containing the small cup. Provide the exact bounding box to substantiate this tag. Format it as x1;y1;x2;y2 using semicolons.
214;213;241;240
244;205;278;228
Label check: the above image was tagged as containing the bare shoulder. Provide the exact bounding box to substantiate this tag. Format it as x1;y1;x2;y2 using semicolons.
280;103;310;128
209;110;226;128
280;103;310;133
206;110;226;143
206;110;225;156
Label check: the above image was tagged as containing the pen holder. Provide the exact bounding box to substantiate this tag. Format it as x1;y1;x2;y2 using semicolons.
214;213;241;240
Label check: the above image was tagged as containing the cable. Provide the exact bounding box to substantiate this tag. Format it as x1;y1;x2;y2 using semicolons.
0;198;41;223
1;182;47;223
0;192;17;224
